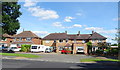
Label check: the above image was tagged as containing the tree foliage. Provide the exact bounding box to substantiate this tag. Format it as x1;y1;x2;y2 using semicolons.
2;2;22;35
87;42;92;54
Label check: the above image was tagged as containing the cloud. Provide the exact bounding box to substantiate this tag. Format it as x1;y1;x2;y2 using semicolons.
32;31;49;37
85;27;117;34
112;17;120;21
85;27;103;30
97;30;117;34
64;16;75;22
52;22;62;27
52;22;82;29
27;6;59;20
73;24;82;28
24;0;37;7
76;13;83;16
23;0;59;20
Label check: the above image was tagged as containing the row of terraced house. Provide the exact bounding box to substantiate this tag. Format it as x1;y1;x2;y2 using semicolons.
0;31;107;54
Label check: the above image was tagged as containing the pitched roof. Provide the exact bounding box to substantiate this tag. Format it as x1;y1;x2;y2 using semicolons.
43;32;107;40
68;34;91;39
43;33;68;40
12;41;33;44
14;31;40;38
3;34;13;38
89;32;107;39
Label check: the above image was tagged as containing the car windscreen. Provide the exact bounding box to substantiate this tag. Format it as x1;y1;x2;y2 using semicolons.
78;48;83;50
11;47;17;49
32;46;37;49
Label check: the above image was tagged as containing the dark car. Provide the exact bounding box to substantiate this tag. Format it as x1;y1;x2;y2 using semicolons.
2;46;8;51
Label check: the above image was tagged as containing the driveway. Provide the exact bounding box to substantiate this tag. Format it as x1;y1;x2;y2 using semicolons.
17;52;93;63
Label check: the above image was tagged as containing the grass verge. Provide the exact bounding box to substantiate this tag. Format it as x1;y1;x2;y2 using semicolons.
0;53;40;58
80;58;120;62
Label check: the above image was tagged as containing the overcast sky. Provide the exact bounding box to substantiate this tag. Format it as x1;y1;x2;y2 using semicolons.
17;0;118;44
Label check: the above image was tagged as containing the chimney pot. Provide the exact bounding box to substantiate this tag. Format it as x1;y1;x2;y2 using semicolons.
78;31;80;34
92;31;94;34
65;31;67;34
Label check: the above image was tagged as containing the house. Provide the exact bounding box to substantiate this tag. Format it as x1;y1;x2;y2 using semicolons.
42;31;107;54
2;31;42;47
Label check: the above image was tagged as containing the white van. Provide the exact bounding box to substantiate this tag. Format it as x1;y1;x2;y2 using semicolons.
8;44;21;52
31;45;46;52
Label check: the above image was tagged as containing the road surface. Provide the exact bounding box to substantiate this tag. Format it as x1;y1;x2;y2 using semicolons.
1;59;119;70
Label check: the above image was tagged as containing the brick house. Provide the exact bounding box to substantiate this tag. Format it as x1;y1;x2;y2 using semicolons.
1;31;42;47
42;31;107;54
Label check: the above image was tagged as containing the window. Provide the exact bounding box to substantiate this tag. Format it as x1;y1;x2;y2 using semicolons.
10;41;12;43
26;38;32;41
54;40;56;43
82;40;85;43
32;46;37;49
59;39;63;43
74;39;76;43
19;38;22;41
66;39;68;43
45;40;50;43
92;40;95;43
14;38;16;41
98;40;102;42
58;46;64;51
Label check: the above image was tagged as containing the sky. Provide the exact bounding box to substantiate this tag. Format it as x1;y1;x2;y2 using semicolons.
17;0;118;44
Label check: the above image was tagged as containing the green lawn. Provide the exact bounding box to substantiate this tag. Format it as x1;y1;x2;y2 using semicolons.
0;53;40;58
80;58;120;62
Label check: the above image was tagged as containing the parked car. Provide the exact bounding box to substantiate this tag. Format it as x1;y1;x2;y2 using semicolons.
8;47;20;52
76;47;84;53
2;46;9;51
45;47;52;53
61;49;71;54
8;44;21;52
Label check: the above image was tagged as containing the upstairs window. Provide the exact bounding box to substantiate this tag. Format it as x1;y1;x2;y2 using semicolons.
74;39;76;43
92;40;95;43
26;38;32;41
59;39;63;43
45;40;50;43
82;40;85;43
66;39;68;43
98;40;102;42
54;40;56;43
19;38;22;41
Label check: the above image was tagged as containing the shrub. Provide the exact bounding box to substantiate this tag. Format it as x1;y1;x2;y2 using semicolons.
21;45;31;52
95;49;103;54
21;46;27;52
110;48;118;55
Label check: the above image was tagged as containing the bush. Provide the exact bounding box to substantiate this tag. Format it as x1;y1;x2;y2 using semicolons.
110;48;118;55
95;49;103;54
21;46;27;52
21;45;31;52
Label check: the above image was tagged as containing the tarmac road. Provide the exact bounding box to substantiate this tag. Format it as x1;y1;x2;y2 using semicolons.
2;59;119;70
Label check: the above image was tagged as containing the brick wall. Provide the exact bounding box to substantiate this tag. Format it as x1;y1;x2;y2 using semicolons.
32;38;41;45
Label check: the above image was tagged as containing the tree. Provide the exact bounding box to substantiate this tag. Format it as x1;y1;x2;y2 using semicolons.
112;28;120;42
1;2;22;35
97;42;107;49
87;42;92;54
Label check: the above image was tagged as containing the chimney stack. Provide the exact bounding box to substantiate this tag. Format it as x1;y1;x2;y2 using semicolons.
23;28;24;32
77;31;80;36
78;31;80;34
92;31;94;34
65;31;67;34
